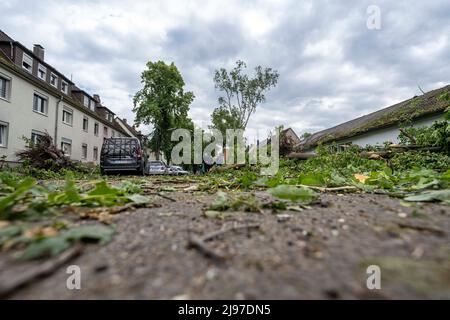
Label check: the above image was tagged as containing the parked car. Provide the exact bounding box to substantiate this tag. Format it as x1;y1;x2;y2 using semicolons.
100;138;147;175
168;166;190;176
148;160;168;175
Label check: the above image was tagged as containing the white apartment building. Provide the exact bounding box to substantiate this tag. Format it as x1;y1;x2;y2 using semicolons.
0;30;131;165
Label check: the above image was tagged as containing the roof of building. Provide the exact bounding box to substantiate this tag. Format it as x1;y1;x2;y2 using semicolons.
116;118;143;137
0;30;14;42
296;84;450;150
0;30;74;85
0;30;129;136
0;49;129;136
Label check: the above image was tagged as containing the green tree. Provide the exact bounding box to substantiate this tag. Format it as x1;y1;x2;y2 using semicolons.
210;60;279;135
210;106;242;138
300;132;312;140
133;61;194;162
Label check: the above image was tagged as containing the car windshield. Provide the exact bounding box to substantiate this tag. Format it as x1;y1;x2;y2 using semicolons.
101;138;139;158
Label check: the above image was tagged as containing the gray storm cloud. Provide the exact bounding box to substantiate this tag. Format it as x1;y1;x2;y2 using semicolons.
1;0;449;137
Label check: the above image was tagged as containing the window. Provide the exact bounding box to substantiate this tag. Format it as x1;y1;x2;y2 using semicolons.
61;80;68;94
112;130;115;138
93;147;98;161
0;121;8;147
103;126;108;136
38;64;47;81
89;100;96;111
33;93;47;114
83;95;89;108
62;108;73;125
82;144;88;159
22;53;33;73
83;117;89;132
0;74;11;101
94;122;99;136
105;112;113;122
50;73;58;88
61;138;72;156
31;130;44;145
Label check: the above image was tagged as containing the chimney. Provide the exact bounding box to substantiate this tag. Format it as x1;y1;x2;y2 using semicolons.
122;118;127;124
93;94;101;103
33;44;45;61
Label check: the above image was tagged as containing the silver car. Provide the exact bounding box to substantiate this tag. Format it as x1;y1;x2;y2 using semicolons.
148;160;168;175
168;166;189;176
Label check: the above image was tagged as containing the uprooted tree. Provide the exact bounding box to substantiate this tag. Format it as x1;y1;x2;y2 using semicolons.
16;133;82;171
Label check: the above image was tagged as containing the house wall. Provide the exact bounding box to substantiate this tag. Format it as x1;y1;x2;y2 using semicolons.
0;64;123;164
335;113;444;147
0;66;58;162
57;103;115;163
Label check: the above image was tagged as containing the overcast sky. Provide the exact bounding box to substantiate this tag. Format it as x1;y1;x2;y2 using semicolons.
1;0;449;141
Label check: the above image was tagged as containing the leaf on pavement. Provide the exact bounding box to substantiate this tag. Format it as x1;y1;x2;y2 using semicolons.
404;189;450;204
62;225;114;245
127;194;151;205
20;237;71;260
267;185;318;203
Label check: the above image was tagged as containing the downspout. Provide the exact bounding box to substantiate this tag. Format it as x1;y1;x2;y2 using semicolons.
54;95;63;145
10;41;14;60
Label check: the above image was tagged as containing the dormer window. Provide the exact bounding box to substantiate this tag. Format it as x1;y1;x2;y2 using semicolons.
105;112;114;122
38;64;47;81
89;100;96;111
50;73;58;88
22;53;33;73
61;80;68;94
83;95;89;108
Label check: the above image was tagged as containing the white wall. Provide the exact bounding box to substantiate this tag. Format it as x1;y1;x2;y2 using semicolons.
1;67;57;162
336;113;443;147
0;65;121;164
57;104;117;163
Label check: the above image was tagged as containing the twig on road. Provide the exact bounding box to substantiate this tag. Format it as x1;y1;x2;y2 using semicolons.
0;245;82;299
201;223;261;242
188;236;226;262
188;223;261;262
146;192;177;202
397;222;446;236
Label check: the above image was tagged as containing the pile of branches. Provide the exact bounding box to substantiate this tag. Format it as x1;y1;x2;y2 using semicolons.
16;133;82;171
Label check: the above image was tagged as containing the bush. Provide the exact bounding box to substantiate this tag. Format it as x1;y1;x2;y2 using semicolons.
390;151;450;171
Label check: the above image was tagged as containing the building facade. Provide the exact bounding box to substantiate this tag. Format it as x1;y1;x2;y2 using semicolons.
0;30;130;164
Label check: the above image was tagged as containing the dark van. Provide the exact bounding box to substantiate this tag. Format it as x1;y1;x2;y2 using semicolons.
100;137;147;175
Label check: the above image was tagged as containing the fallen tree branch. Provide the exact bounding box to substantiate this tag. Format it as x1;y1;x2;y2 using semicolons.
359;151;392;159
398;128;417;144
0;245;82;298
360;145;443;160
286;152;318;160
